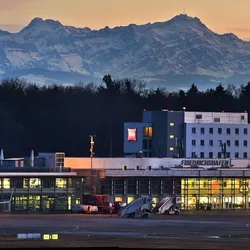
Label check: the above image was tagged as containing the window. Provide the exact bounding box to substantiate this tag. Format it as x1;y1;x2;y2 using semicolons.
244;140;248;147
209;152;213;158
209;140;213;146
143;127;153;137
191;152;196;158
148;140;152;149
192;140;196;146
196;114;202;119
226;140;230;147
3;178;10;189
214;118;220;122
235;140;239;147
218;152;222;158
209;128;213;134
170;122;174;126
226;128;230;135
200;152;204;158
244;128;248;135
56;178;67;188
200;140;204;146
218;128;222;134
169;135;174;139
227;152;231;158
235;152;239;158
200;128;205;134
169;147;174;151
192;127;196;134
244;152;248;158
241;115;245;120
29;178;41;188
235;128;239;135
143;139;148;150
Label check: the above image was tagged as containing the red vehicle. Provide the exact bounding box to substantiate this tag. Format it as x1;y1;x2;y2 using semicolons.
82;194;110;214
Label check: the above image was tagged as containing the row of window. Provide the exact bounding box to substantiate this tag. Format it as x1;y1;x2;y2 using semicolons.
191;152;247;158
192;127;248;135
0;178;72;189
191;140;248;147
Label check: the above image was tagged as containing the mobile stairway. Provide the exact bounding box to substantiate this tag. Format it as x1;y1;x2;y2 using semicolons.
119;196;153;218
153;196;174;214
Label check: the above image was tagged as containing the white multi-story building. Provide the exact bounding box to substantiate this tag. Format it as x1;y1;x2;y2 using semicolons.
184;112;249;159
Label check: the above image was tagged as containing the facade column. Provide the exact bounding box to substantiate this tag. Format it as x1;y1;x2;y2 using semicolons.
136;178;139;196
148;178;151;195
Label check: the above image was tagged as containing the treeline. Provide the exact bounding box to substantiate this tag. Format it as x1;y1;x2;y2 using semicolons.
0;75;250;158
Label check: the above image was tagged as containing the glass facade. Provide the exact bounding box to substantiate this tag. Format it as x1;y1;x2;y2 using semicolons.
101;176;250;210
0;176;83;212
181;178;250;210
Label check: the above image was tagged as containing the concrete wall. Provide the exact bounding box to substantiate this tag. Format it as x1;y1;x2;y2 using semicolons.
184;112;248;124
123;122;151;154
105;169;250;177
64;157;250;170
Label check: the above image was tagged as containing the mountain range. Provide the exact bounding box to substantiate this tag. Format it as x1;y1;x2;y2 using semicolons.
0;14;250;91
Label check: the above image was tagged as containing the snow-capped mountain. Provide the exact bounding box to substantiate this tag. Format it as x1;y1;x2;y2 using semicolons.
1;14;250;90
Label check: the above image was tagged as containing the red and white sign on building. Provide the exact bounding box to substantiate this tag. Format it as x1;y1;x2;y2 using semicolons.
127;128;137;141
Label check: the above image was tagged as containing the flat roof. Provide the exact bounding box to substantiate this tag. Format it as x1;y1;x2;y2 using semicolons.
4;158;24;161
0;172;77;177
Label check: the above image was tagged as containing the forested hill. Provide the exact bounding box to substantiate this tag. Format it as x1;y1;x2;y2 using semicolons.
0;75;250;158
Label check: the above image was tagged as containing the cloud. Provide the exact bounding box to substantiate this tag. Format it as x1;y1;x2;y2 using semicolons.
0;0;36;10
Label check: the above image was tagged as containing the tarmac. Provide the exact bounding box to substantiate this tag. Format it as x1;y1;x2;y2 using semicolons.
1;211;250;248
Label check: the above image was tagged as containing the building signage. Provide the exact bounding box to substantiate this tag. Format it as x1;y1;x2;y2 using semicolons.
181;159;230;167
127;128;137;141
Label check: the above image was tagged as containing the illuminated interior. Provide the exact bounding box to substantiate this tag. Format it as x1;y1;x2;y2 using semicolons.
115;196;123;202
2;178;10;189
56;178;67;188
127;196;134;204
181;178;250;209
29;178;41;188
143;127;153;137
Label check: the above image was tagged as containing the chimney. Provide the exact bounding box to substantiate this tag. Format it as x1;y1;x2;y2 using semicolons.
30;150;34;168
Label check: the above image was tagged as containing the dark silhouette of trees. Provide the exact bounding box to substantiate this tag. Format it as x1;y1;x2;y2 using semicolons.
0;76;249;158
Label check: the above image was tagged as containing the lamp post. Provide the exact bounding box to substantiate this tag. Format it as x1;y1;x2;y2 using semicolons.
89;135;96;194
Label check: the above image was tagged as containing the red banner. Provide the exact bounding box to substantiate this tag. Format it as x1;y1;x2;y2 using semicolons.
127;128;137;141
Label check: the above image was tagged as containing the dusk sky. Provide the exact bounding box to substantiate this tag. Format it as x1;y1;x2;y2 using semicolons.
0;0;249;40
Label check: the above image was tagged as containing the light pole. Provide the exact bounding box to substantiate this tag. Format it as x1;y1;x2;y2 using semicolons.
89;135;96;194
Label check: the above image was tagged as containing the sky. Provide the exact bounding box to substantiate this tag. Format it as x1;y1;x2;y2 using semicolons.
0;0;249;40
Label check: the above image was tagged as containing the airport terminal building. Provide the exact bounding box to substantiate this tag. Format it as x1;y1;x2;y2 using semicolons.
2;152;250;211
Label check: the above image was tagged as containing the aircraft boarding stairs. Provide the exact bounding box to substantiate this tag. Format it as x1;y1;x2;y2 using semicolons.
119;196;153;218
153;196;174;214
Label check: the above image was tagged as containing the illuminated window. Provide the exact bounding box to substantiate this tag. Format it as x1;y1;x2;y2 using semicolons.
23;179;29;189
3;178;10;189
170;123;174;126
170;147;174;151
143;127;153;137
29;178;41;188
170;135;174;139
56;178;67;188
115;196;123;202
